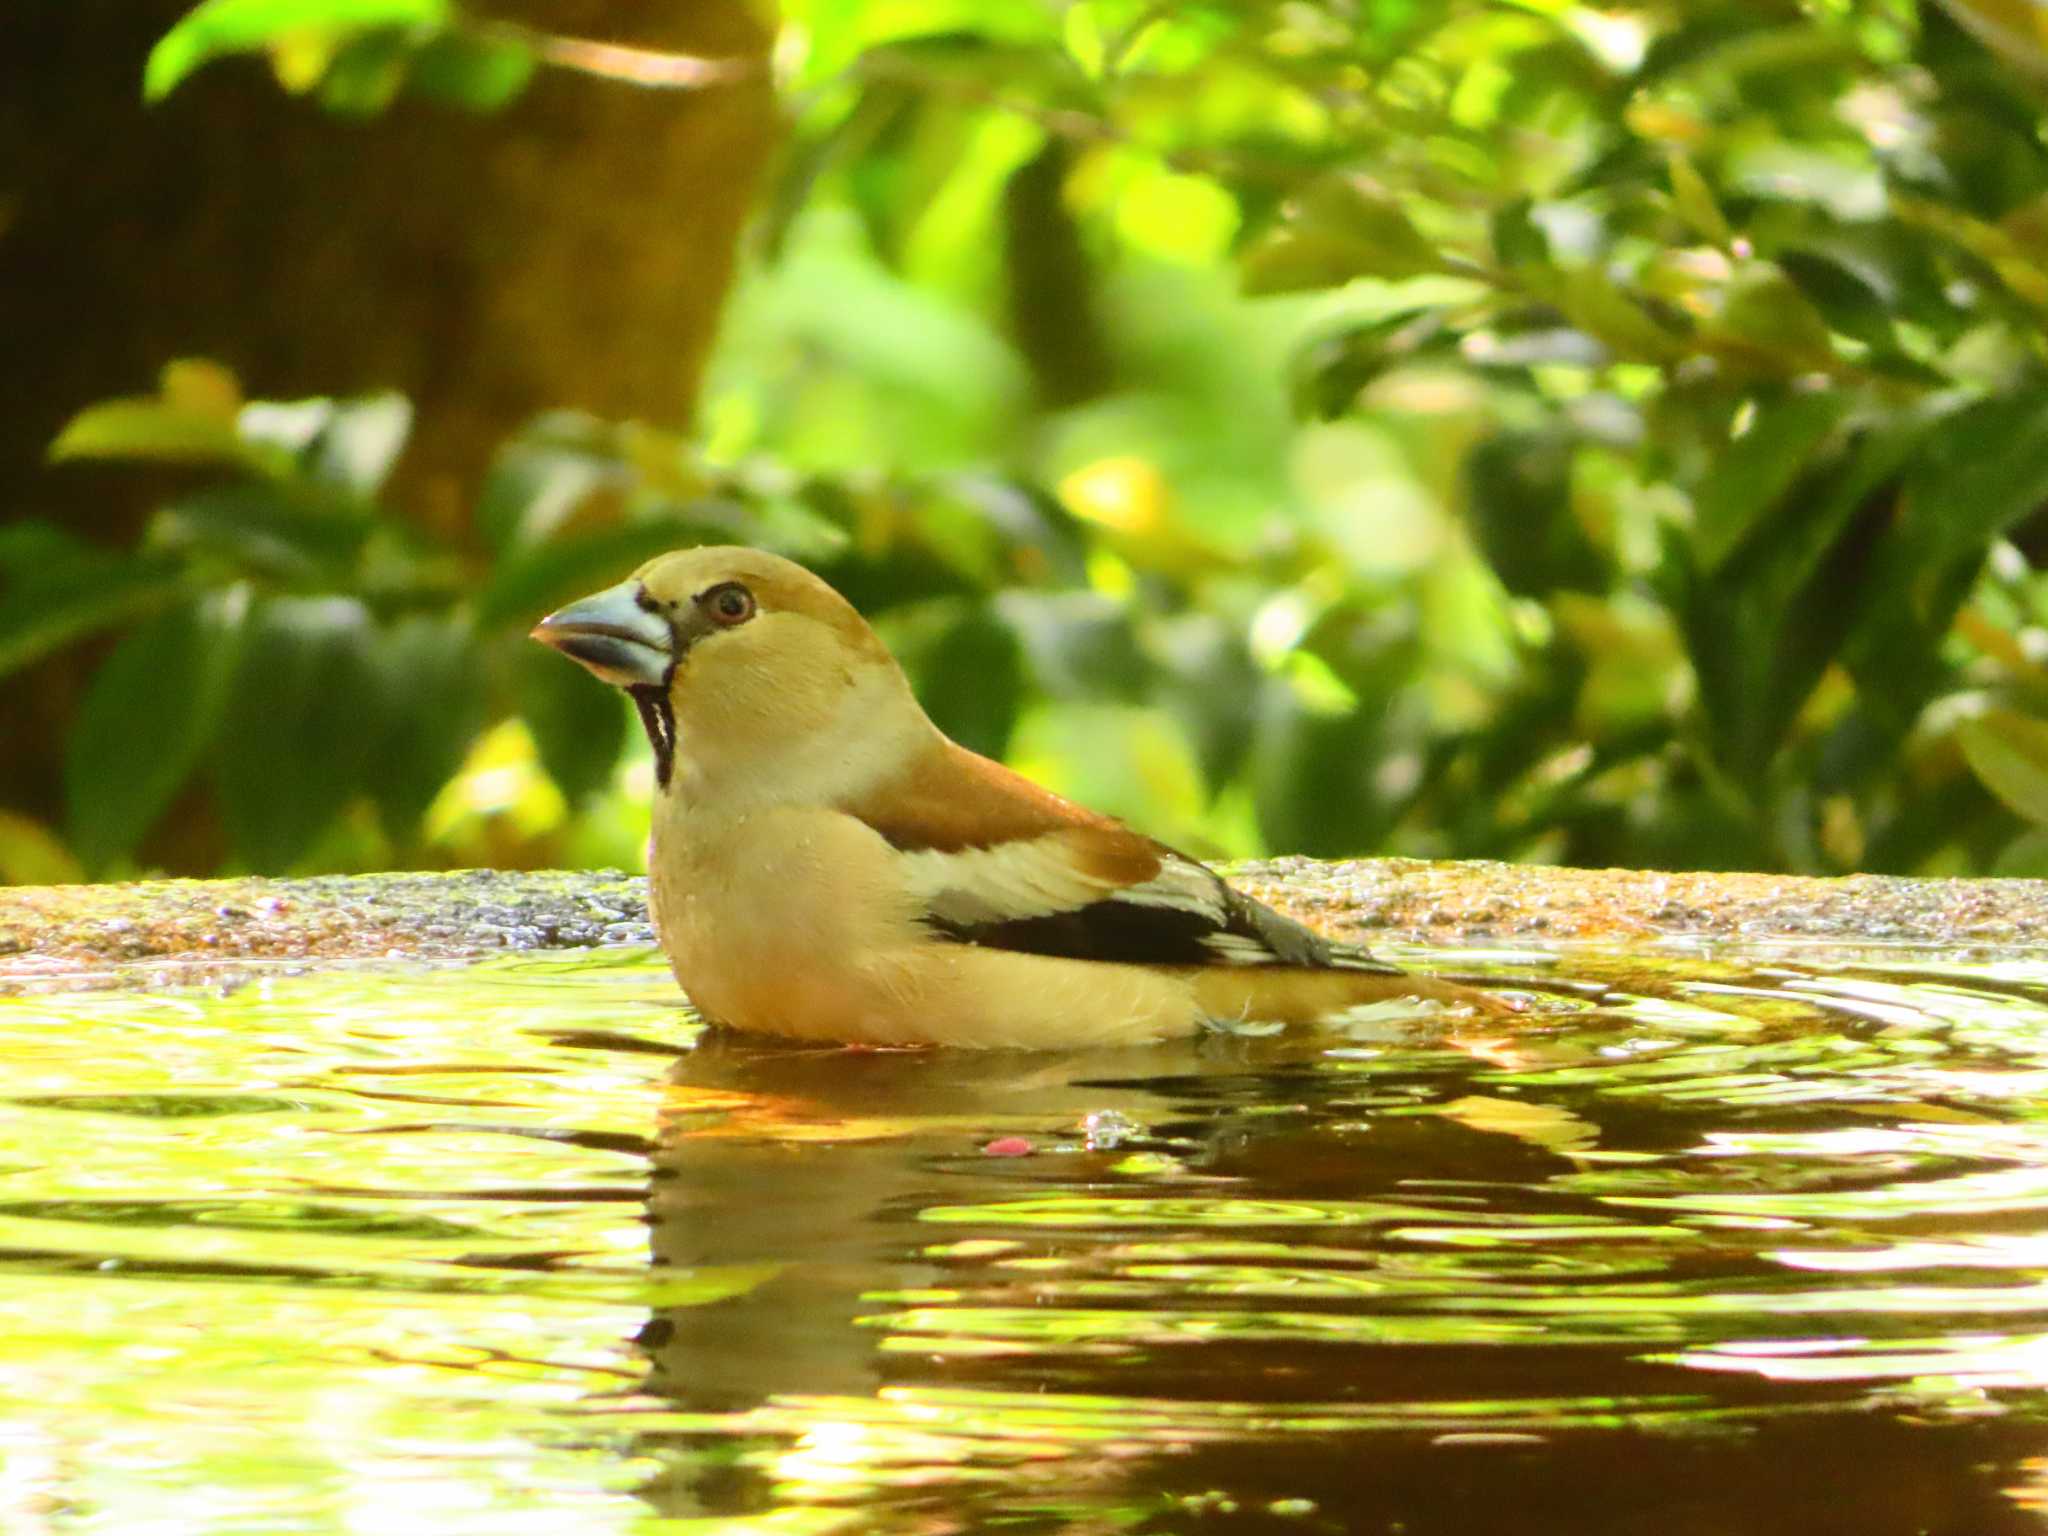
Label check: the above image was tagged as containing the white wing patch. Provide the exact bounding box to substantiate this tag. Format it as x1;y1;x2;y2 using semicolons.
898;835;1227;929
899;836;1111;927
894;827;1372;973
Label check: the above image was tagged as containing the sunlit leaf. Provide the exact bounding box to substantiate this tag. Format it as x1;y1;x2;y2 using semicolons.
422;717;568;849
145;0;450;101
0;812;86;887
1527;265;1681;363
782;0;1061;87
48;400;278;475
1667;150;1732;247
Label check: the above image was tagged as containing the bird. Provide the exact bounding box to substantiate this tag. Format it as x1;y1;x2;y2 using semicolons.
530;546;1511;1048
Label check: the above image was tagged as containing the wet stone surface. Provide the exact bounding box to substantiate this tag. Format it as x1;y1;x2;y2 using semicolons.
5;860;2048;988
0;869;653;988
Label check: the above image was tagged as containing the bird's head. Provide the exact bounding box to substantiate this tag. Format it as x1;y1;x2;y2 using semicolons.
530;546;923;794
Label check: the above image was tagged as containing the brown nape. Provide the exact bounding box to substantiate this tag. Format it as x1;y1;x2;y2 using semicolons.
753;568;893;659
842;739;1138;854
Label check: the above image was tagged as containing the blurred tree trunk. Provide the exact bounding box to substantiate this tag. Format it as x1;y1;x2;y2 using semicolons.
0;0;777;842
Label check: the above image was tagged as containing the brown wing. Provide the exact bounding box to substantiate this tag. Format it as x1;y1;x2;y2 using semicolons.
841;742;1392;972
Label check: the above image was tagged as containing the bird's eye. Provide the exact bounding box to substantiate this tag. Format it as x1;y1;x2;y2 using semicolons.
702;582;756;627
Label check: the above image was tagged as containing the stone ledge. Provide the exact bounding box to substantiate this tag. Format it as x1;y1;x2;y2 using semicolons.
0;869;652;981
3;859;2045;987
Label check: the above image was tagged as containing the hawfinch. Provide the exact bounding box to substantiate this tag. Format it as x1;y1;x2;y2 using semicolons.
531;547;1505;1048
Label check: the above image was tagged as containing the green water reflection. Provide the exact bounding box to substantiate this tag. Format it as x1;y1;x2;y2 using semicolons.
4;942;2048;1532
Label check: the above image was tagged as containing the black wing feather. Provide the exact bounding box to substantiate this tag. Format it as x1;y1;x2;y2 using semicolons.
927;860;1391;972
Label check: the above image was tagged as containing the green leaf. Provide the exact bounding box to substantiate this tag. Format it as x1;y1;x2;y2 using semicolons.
149;483;373;584
363;614;486;840
1993;825;2048;876
476;430;621;556
1674;415;1921;782
1699;263;1838;373
1934;0;2048;76
311;393;413;496
783;0;1063;89
1777;235;1925;355
1958;709;2048;826
145;0;449;101
1843;389;2048;724
1692;391;1851;572
1293;308;1455;417
1902;388;2048;558
211;596;378;872
0;811;85;887
63;591;249;872
0;524;183;680
993;591;1148;701
47;399;279;475
517;642;630;806
312;31;414;113
234;391;413;497
1668;150;1732;247
1526;264;1681;363
406;30;536;112
1154;610;1261;792
1466;430;1607;596
1242;176;1445;295
913;606;1023;758
1249;681;1395;856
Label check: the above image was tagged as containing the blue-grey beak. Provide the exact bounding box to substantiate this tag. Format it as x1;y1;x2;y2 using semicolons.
530;580;673;688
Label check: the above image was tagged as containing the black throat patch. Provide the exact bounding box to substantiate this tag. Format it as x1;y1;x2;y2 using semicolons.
627;684;677;790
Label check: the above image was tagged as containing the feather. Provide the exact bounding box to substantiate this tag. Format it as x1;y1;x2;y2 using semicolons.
838;742;1396;974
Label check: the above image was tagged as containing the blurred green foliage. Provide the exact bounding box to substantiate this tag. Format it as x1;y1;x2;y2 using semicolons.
12;0;2048;879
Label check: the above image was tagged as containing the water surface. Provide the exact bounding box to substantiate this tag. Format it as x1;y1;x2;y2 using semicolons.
4;941;2048;1533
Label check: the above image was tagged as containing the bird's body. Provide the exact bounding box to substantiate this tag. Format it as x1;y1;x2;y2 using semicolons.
533;547;1507;1048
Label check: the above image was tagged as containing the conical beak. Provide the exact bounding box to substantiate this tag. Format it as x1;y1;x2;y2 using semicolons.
530;580;673;688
